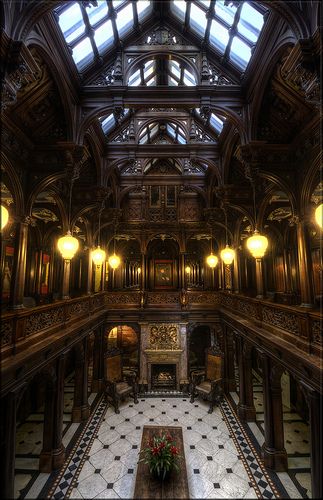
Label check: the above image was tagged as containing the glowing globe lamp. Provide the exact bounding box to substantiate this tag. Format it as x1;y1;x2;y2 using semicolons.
315;203;322;229
1;205;9;230
185;266;191;274
246;230;268;258
57;230;79;260
108;253;121;269
206;253;218;268
220;245;235;265
92;246;106;266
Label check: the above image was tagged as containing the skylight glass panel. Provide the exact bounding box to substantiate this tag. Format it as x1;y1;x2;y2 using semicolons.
170;60;180;79
150;125;159;140
137;1;151;18
230;37;252;69
112;1;125;8
190;3;207;36
140;133;148;144
169;76;178;86
128;68;141;86
172;0;186;22
210;113;224;133
116;3;133;35
238;3;264;43
59;3;85;44
209;19;229;52
183;68;196;86
94;19;114;51
100;113;115;133
167;125;176;138
197;0;210;7
144;60;154;78
147;76;156;86
178;133;186;144
72;37;93;67
215;1;237;26
86;2;108;27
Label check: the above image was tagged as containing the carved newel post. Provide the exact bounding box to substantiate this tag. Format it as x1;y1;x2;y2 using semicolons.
72;339;90;422
295;216;314;307
91;326;106;393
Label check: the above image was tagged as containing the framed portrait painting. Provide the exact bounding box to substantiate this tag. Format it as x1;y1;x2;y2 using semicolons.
154;260;173;288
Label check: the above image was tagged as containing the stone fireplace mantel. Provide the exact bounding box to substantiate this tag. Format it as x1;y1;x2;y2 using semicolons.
139;323;188;390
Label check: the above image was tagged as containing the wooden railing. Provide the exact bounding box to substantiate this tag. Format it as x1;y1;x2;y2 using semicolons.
1;290;321;359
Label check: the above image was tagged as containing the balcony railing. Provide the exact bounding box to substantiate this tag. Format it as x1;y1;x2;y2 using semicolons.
1;290;321;360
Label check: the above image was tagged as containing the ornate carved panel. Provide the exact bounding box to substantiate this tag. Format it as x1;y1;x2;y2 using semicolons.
25;307;64;336
262;306;299;335
148;323;179;349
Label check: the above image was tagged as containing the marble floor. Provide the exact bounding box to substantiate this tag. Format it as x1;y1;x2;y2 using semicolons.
231;370;312;499
14;372;313;499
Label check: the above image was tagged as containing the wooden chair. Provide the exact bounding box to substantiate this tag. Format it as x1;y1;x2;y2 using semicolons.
104;348;138;413
190;344;224;413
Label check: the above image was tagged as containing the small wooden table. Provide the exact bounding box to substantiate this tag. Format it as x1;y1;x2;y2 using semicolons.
134;425;189;499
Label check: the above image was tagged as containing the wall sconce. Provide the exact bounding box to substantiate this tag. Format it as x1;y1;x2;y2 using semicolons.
92;201;106;266
315;203;322;229
1;205;9;230
57;173;79;260
246;183;268;258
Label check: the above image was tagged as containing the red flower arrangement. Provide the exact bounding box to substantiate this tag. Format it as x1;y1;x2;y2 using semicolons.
139;433;181;480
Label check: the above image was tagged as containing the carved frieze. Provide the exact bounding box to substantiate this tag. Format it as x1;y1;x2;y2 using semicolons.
147;293;179;305
1;321;13;348
148;323;179;349
311;320;322;346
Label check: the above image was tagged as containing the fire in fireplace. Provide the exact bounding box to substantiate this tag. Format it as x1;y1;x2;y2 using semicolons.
152;364;176;390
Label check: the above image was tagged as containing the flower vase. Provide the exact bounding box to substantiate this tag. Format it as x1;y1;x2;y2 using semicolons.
152;467;171;482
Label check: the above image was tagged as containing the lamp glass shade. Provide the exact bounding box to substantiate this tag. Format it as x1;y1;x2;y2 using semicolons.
315;203;322;229
92;246;106;266
185;265;191;274
246;230;268;258
1;205;9;230
206;253;218;268
221;245;235;265
108;253;121;269
57;231;79;260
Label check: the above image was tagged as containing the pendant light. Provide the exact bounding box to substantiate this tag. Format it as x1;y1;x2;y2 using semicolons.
108;223;120;269
57;174;79;260
220;207;235;265
206;225;218;268
92;201;106;266
1;205;9;230
246;182;268;258
315;203;322;229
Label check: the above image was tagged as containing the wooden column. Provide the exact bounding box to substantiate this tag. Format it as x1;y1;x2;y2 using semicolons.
9;218;29;309
87;248;93;294
237;340;256;422
300;382;322;499
61;259;71;299
255;258;265;299
223;330;236;392
0;388;22;499
259;352;288;471
92;327;105;393
296;218;314;307
35;249;43;296
72;339;90;422
39;355;66;472
233;248;240;293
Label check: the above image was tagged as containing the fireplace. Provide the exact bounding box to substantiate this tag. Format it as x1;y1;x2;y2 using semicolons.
151;364;176;390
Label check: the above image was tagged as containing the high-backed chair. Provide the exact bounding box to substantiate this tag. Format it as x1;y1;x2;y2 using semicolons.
104;348;138;413
190;344;224;413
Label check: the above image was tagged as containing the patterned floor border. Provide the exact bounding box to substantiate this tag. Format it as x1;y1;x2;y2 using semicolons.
47;395;107;499
220;397;282;499
46;393;289;500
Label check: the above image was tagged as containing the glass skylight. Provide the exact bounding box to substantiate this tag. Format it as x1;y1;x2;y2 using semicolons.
171;0;267;72
100;113;115;134
56;1;152;70
139;122;187;144
195;109;225;135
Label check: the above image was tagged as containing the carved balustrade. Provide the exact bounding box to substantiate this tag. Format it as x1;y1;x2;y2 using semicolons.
1;290;321;360
1;293;106;359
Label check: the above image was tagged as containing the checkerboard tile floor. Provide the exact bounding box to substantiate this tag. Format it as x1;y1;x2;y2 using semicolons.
47;395;285;499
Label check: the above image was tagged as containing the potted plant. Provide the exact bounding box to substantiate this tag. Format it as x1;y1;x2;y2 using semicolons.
138;432;181;480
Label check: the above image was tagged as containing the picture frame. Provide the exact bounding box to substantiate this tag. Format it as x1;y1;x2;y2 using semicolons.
154;260;173;288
